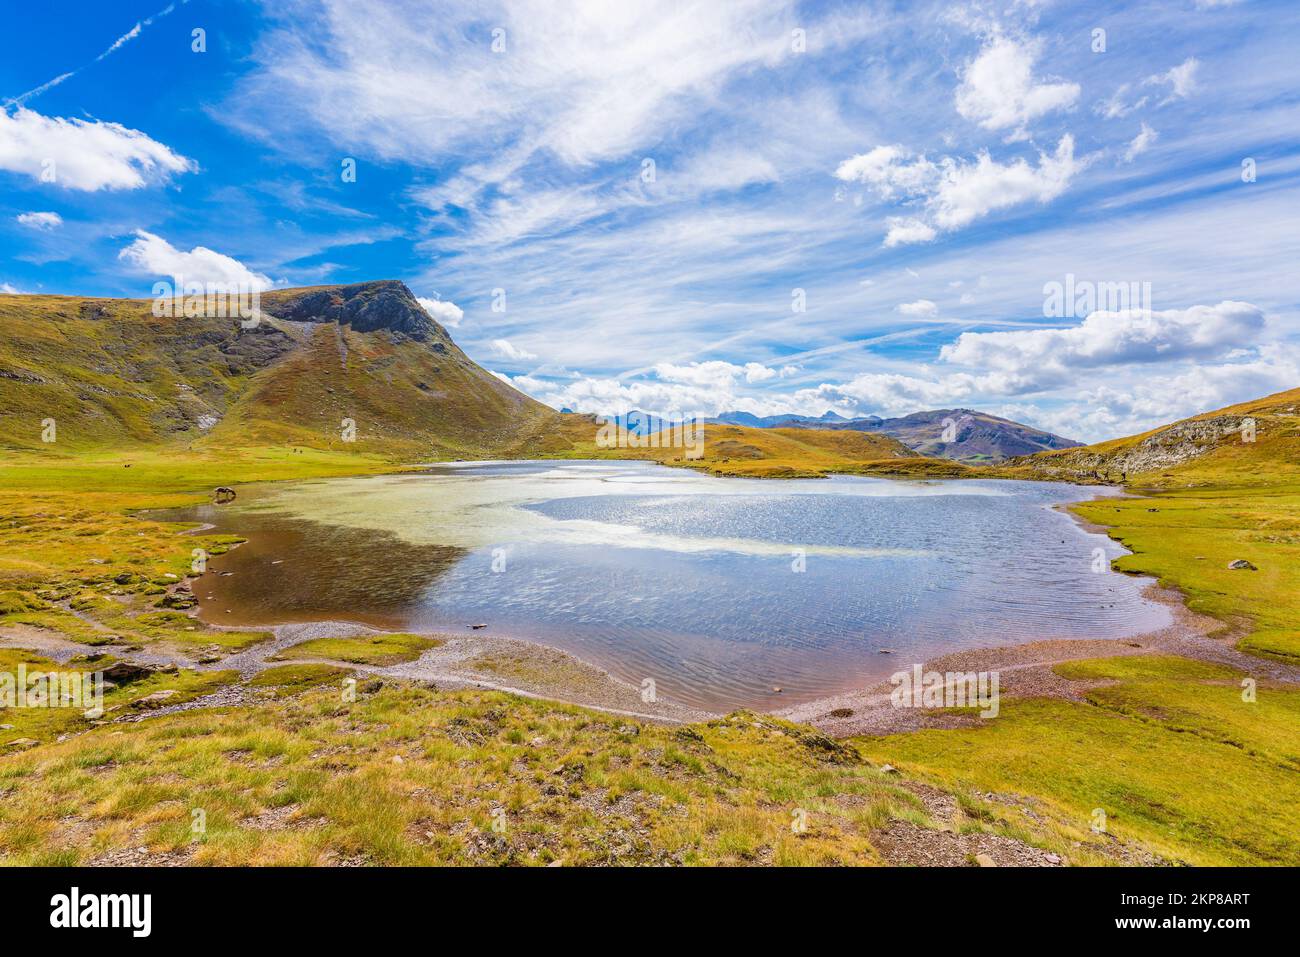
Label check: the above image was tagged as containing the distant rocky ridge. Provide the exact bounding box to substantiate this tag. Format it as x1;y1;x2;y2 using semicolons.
707;410;852;428
707;407;1080;462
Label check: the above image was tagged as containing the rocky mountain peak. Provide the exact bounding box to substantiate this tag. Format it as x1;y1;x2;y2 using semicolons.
260;280;446;342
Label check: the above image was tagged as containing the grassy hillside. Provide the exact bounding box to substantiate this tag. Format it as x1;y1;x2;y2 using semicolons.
1005;386;1300;487
547;415;970;478
0;282;562;458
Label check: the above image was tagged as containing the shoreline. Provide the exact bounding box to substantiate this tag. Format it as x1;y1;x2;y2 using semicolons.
158;472;1284;735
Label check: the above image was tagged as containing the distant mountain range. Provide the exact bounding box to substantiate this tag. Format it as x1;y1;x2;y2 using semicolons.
707;410;851;428
704;408;1081;462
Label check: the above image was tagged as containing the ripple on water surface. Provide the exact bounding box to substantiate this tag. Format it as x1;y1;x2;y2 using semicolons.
171;461;1170;711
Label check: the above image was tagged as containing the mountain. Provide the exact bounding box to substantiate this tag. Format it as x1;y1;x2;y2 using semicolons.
0;281;563;457
710;407;1080;462
1006;387;1300;485
843;408;1081;462
554;413;949;478
707;410;852;428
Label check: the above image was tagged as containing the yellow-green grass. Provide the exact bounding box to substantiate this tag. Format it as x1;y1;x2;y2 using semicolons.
0;648;237;749
856;655;1300;866
271;634;442;666
0;288;562;458
0;449;400;660
1010;386;1300;489
249;663;351;695
1071;483;1300;662
0;680;1068;867
545;418;972;479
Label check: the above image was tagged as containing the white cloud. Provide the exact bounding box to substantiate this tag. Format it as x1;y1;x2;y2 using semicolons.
671;146;779;194
417;296;463;328
1147;58;1199;102
1095;85;1147;120
838;136;1081;244
954;35;1079;136
1018;344;1299;442
0;108;194;191
940;301;1266;381
118;230;274;291
897;299;939;318
489;339;537;361
883;217;937;247
930;135;1080;230
230;1;796;188
16;211;62;230
0;282;21;294
1123;123;1158;163
834;145;936;199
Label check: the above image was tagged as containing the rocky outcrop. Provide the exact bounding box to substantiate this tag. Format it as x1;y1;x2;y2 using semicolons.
1008;414;1251;480
260;280;446;342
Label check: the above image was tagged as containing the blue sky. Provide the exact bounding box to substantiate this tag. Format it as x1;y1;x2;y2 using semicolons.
2;0;1298;441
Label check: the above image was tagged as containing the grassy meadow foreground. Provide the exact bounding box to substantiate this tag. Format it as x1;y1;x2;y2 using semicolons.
1;283;1298;865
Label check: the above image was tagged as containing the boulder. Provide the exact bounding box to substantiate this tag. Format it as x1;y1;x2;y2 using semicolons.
100;661;154;684
131;689;180;709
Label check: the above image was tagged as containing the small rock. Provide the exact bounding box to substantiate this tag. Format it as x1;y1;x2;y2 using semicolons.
772;686;782;693
214;486;237;505
131;689;180;709
100;661;153;684
878;648;896;655
879;764;899;775
828;708;854;718
974;853;997;867
0;724;14;730
469;623;487;630
1045;853;1062;864
392;755;404;764
1228;559;1257;570
4;738;40;750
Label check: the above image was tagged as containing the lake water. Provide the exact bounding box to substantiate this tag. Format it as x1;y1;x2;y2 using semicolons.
173;460;1170;711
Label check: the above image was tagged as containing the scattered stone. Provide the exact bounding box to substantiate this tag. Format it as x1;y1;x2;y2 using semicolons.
100;661;153;684
131;690;180;709
1228;559;1257;570
157;588;198;610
